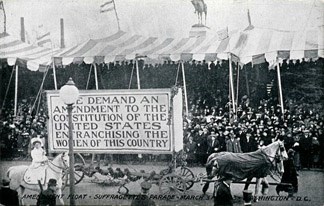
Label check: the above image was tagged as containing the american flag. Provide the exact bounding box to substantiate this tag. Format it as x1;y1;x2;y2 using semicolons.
100;0;115;13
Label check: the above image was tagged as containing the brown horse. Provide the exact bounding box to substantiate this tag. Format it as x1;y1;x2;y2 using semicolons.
191;0;207;25
203;140;288;199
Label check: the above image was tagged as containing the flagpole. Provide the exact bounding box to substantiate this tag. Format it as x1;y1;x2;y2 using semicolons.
135;59;141;89
1;1;6;33
14;65;18;116
112;0;120;31
181;61;189;117
276;60;284;118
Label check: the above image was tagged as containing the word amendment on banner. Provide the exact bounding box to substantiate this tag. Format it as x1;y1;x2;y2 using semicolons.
46;89;182;153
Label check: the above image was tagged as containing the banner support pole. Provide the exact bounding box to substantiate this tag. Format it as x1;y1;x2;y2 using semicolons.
136;59;141;89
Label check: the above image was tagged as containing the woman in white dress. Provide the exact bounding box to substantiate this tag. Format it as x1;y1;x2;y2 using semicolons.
30;138;48;168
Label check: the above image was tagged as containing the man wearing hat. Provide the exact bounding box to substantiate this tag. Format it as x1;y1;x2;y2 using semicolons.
37;179;57;206
31;137;48;168
131;181;155;206
299;130;312;169
213;176;233;206
0;178;19;206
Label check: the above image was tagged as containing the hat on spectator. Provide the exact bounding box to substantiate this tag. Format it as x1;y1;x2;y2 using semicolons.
31;137;42;145
48;179;57;187
2;178;10;187
304;130;310;133
140;181;152;190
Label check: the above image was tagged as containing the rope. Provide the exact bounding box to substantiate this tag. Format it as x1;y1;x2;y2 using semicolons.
0;65;15;113
31;66;49;113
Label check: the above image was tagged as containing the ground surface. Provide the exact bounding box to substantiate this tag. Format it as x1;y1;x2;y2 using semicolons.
1;160;323;206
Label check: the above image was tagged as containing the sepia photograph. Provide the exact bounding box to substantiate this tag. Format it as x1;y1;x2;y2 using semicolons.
0;0;323;205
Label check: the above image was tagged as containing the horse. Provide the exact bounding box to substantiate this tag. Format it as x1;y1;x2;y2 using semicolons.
191;0;207;25
203;140;288;199
6;152;69;205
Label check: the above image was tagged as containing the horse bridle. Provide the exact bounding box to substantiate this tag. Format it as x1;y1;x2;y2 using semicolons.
261;142;285;182
48;154;69;174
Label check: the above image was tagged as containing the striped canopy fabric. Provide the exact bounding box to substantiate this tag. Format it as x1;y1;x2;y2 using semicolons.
0;33;60;71
54;27;324;66
1;27;323;71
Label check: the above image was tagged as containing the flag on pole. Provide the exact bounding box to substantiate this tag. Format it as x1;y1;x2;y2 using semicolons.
36;25;52;47
217;27;229;41
100;0;115;13
0;1;4;10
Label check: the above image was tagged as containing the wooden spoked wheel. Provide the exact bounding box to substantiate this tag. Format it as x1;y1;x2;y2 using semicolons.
62;153;85;189
159;174;187;196
175;166;195;190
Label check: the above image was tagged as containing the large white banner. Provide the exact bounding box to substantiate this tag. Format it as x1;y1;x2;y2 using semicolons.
46;89;182;153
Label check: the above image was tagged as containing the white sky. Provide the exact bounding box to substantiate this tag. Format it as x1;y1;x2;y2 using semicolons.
1;0;323;47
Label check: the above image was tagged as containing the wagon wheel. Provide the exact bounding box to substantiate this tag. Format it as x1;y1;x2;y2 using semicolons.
159;174;187;196
62;153;85;189
175;166;195;190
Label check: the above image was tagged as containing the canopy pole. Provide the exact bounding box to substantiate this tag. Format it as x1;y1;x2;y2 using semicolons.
0;66;15;114
228;53;236;118
32;67;49;112
245;67;250;96
135;59;141;89
276;61;284;118
14;65;18;116
236;62;240;116
52;60;58;90
174;62;181;86
93;63;99;90
86;64;93;90
128;62;135;89
181;61;189;117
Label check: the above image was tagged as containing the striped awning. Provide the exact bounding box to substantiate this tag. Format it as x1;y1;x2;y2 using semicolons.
54;27;324;66
0;33;60;71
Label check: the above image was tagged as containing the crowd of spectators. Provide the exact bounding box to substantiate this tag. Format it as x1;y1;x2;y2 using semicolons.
0;58;323;169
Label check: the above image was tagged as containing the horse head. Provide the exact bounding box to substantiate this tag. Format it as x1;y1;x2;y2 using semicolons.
262;140;287;176
52;151;70;170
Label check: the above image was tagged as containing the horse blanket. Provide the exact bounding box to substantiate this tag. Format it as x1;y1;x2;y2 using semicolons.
207;150;272;180
23;165;46;185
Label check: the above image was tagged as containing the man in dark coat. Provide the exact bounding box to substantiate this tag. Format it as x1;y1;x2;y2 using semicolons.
0;178;19;206
196;129;208;166
207;131;221;155
276;149;298;196
299;130;312;169
131;181;155;206
37;179;57;206
214;178;233;206
240;129;258;153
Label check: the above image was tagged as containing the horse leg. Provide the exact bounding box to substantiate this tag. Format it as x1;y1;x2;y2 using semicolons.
244;177;253;190
202;164;213;194
18;185;25;206
261;177;269;195
57;187;64;205
254;178;262;202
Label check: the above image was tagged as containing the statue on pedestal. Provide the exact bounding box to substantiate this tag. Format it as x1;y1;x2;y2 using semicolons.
191;0;207;27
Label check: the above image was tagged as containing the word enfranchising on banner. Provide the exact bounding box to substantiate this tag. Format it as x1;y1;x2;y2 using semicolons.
46;89;180;153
